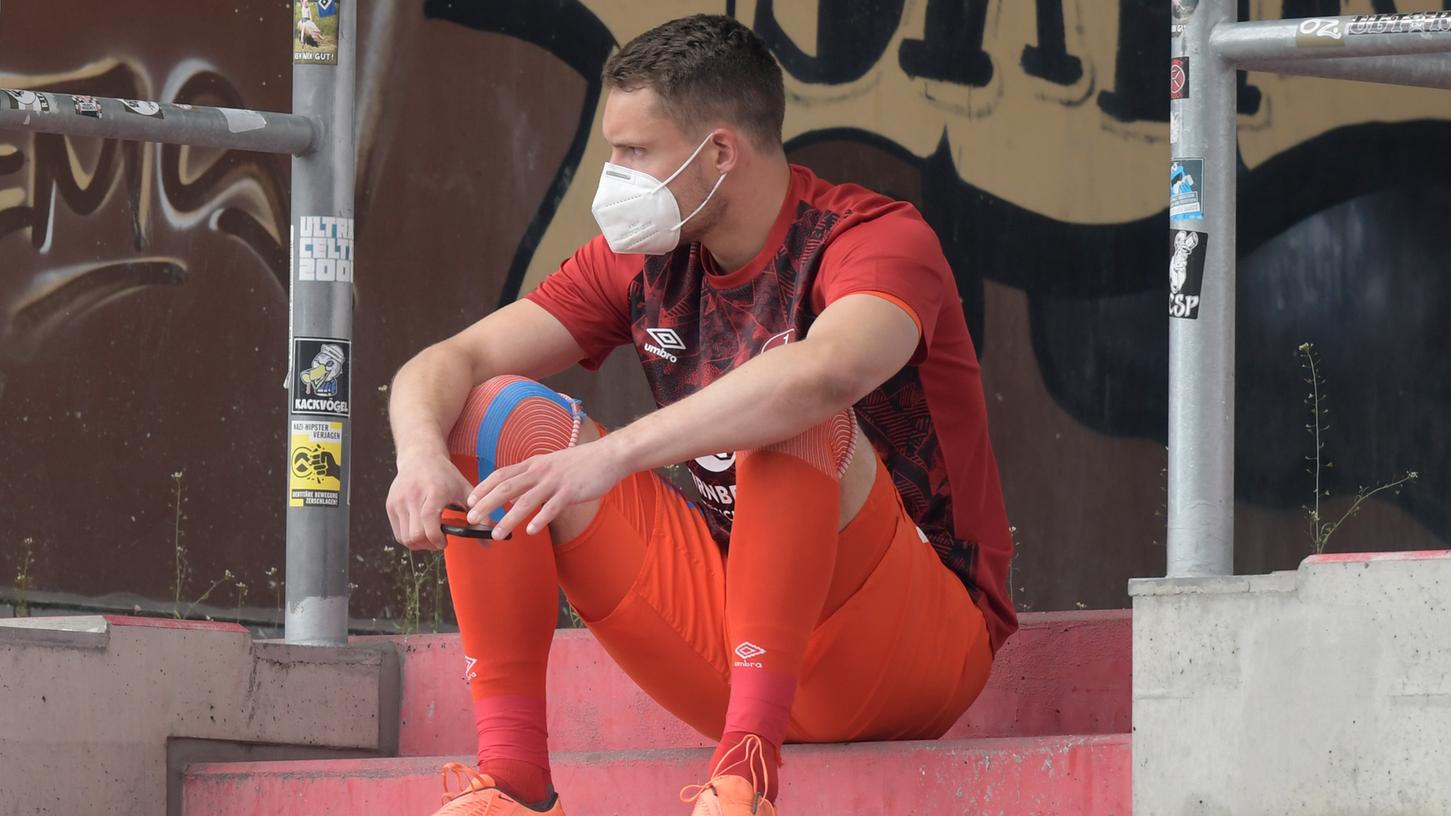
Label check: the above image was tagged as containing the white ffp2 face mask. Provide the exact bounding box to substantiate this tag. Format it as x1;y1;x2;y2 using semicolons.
590;133;728;255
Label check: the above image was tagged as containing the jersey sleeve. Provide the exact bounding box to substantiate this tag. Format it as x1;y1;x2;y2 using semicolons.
523;235;636;372
815;205;951;365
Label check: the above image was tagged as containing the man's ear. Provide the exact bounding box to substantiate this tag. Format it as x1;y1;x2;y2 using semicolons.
710;128;741;175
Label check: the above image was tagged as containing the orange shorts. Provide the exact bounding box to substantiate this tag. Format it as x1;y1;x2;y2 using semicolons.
551;451;994;744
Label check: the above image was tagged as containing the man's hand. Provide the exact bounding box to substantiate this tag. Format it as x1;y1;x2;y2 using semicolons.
387;452;475;551
465;436;632;540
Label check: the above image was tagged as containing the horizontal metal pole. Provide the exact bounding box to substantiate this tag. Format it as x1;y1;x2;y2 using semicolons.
1244;52;1451;90
0;90;317;154
1213;13;1451;65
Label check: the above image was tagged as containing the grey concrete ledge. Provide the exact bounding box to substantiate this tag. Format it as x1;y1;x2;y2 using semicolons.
1128;569;1298;597
0;614;110;649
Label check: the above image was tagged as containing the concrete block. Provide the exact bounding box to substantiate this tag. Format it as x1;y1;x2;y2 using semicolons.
0;615;399;816
1131;550;1451;815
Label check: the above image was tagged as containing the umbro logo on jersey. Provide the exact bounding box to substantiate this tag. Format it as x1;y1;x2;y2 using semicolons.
645;328;686;350
643;327;686;363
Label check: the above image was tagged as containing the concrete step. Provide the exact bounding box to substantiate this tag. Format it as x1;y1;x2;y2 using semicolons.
360;609;1132;756
184;733;1131;815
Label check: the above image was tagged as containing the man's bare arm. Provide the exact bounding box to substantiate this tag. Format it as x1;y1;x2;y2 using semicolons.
602;293;920;473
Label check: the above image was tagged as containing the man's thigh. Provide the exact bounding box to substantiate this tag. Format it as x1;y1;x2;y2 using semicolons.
788;473;994;743
553;458;735;740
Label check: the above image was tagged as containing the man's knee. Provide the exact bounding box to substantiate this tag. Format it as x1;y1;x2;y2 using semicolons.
446;374;586;485
740;409;857;480
739;411;876;529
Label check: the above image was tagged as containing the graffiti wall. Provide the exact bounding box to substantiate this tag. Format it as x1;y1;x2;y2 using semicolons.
1;0;1447;622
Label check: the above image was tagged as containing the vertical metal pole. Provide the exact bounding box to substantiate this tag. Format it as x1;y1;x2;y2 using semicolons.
1168;0;1236;576
286;0;356;644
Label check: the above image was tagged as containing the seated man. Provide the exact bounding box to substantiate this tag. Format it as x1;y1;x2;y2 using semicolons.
386;14;1016;816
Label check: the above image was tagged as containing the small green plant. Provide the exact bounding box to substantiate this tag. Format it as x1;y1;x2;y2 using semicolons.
182;569;234;620
233;579;249;622
14;536;36;617
1299;342;1419;555
562;599;585;629
265;566;282;624
168;470;239;620
1007;525;1032;612
383;544;448;634
171;471;187;613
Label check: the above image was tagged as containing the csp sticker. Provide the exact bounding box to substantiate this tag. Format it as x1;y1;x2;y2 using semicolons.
1170;229;1208;320
290;420;343;507
293;337;351;417
295;216;355;283
294;0;341;65
2;89;51;113
1170;58;1189;100
1170;159;1204;222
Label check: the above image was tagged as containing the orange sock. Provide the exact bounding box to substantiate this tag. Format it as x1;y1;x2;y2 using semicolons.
713;412;856;803
443;375;585;805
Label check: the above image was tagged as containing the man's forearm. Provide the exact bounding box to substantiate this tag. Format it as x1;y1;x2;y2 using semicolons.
604;342;852;473
388;344;477;464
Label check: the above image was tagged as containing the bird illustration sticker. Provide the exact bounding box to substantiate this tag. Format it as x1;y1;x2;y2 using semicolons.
1170;159;1204;222
290;420;343;507
293;338;351;417
294;0;340;65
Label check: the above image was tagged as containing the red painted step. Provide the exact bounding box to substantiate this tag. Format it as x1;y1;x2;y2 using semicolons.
359;609;1131;756
184;734;1131;816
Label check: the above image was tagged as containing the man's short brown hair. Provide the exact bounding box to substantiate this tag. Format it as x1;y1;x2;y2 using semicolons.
603;15;785;148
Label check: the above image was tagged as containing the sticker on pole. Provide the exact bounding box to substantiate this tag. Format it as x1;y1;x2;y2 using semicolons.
73;95;102;119
1170;58;1189;100
1170;159;1204;222
290;420;343;508
1295;18;1345;47
1348;12;1451;36
1171;0;1197;37
294;0;341;65
1;89;51;113
1170;229;1208;320
293;338;351;417
120;99;164;119
295;216;354;283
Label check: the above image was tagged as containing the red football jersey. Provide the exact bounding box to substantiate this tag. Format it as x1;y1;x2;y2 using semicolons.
526;164;1017;654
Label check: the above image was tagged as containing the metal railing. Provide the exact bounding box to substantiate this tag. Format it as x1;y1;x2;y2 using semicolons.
0;2;357;645
1168;4;1451;577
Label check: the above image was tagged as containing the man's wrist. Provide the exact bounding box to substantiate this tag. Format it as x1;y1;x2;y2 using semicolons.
395;437;449;468
598;424;647;474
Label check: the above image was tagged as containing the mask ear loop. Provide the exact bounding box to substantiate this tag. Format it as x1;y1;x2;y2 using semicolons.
652;131;728;231
653;132;717;192
673;171;728;230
